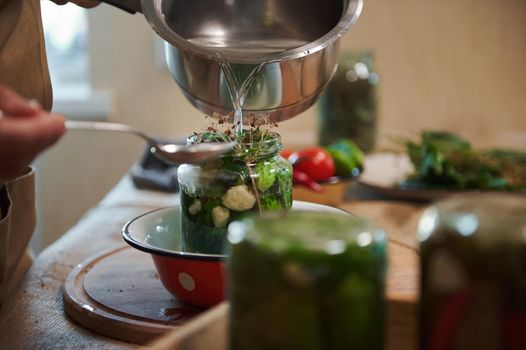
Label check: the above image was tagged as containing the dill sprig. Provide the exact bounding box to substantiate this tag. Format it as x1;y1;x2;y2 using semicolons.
190;113;281;161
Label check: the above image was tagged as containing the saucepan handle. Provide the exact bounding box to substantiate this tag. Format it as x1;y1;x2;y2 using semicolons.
99;0;142;14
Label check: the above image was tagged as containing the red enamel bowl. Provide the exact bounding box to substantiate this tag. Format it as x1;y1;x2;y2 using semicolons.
122;206;224;307
122;202;348;307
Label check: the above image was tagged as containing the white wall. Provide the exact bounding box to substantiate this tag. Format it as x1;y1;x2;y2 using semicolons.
34;0;526;251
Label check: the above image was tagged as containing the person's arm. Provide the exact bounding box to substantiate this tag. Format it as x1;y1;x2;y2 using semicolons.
0;84;65;303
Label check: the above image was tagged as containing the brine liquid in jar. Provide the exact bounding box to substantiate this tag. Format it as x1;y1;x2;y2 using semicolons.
419;194;526;350
177;130;292;254
227;211;387;350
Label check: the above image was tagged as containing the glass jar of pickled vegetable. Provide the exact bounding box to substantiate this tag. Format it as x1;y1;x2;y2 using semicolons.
227;211;387;350
318;50;379;153
419;194;526;350
177;130;292;254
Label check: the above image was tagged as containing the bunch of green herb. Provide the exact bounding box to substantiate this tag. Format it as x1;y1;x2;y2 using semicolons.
402;131;525;192
190;113;280;162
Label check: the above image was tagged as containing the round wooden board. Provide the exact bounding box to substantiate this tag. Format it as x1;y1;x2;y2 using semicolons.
63;246;205;345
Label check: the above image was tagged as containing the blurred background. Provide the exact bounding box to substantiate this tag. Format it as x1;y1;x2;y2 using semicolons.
32;0;526;252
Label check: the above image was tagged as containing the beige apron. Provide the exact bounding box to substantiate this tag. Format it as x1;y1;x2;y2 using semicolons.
0;170;35;306
0;0;52;109
0;0;50;306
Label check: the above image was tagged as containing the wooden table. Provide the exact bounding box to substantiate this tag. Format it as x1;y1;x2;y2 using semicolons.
0;177;425;349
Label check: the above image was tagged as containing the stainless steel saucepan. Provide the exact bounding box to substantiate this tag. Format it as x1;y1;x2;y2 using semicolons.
99;0;363;123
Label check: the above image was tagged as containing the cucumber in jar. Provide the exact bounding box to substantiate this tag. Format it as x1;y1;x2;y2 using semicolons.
178;130;292;254
228;211;387;350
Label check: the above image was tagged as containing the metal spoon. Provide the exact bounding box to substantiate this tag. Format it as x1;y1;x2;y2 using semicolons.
65;120;236;164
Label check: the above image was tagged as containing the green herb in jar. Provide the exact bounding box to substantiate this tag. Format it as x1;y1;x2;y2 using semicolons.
178;129;292;254
228;211;387;350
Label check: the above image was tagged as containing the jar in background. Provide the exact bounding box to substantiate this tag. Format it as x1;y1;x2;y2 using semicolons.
227;211;387;350
318;50;379;152
177;131;292;255
419;194;526;350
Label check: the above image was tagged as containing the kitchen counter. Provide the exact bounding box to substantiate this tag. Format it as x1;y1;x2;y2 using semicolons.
0;177;179;349
0;176;425;349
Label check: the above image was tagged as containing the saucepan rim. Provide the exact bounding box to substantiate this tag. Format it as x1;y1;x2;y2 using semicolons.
141;0;364;64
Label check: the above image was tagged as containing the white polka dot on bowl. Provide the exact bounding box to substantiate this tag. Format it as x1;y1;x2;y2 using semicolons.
178;272;196;291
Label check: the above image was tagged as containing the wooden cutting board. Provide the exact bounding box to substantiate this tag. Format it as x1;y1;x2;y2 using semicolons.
63;246;206;344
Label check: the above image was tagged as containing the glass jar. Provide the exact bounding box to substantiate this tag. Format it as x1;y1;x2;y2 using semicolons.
177;131;292;255
419;194;526;350
227;211;387;350
318;50;379;152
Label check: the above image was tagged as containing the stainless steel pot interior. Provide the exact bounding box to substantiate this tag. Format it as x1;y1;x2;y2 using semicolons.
143;0;363;63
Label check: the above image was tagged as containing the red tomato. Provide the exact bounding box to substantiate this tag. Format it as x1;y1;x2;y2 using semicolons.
294;147;335;181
